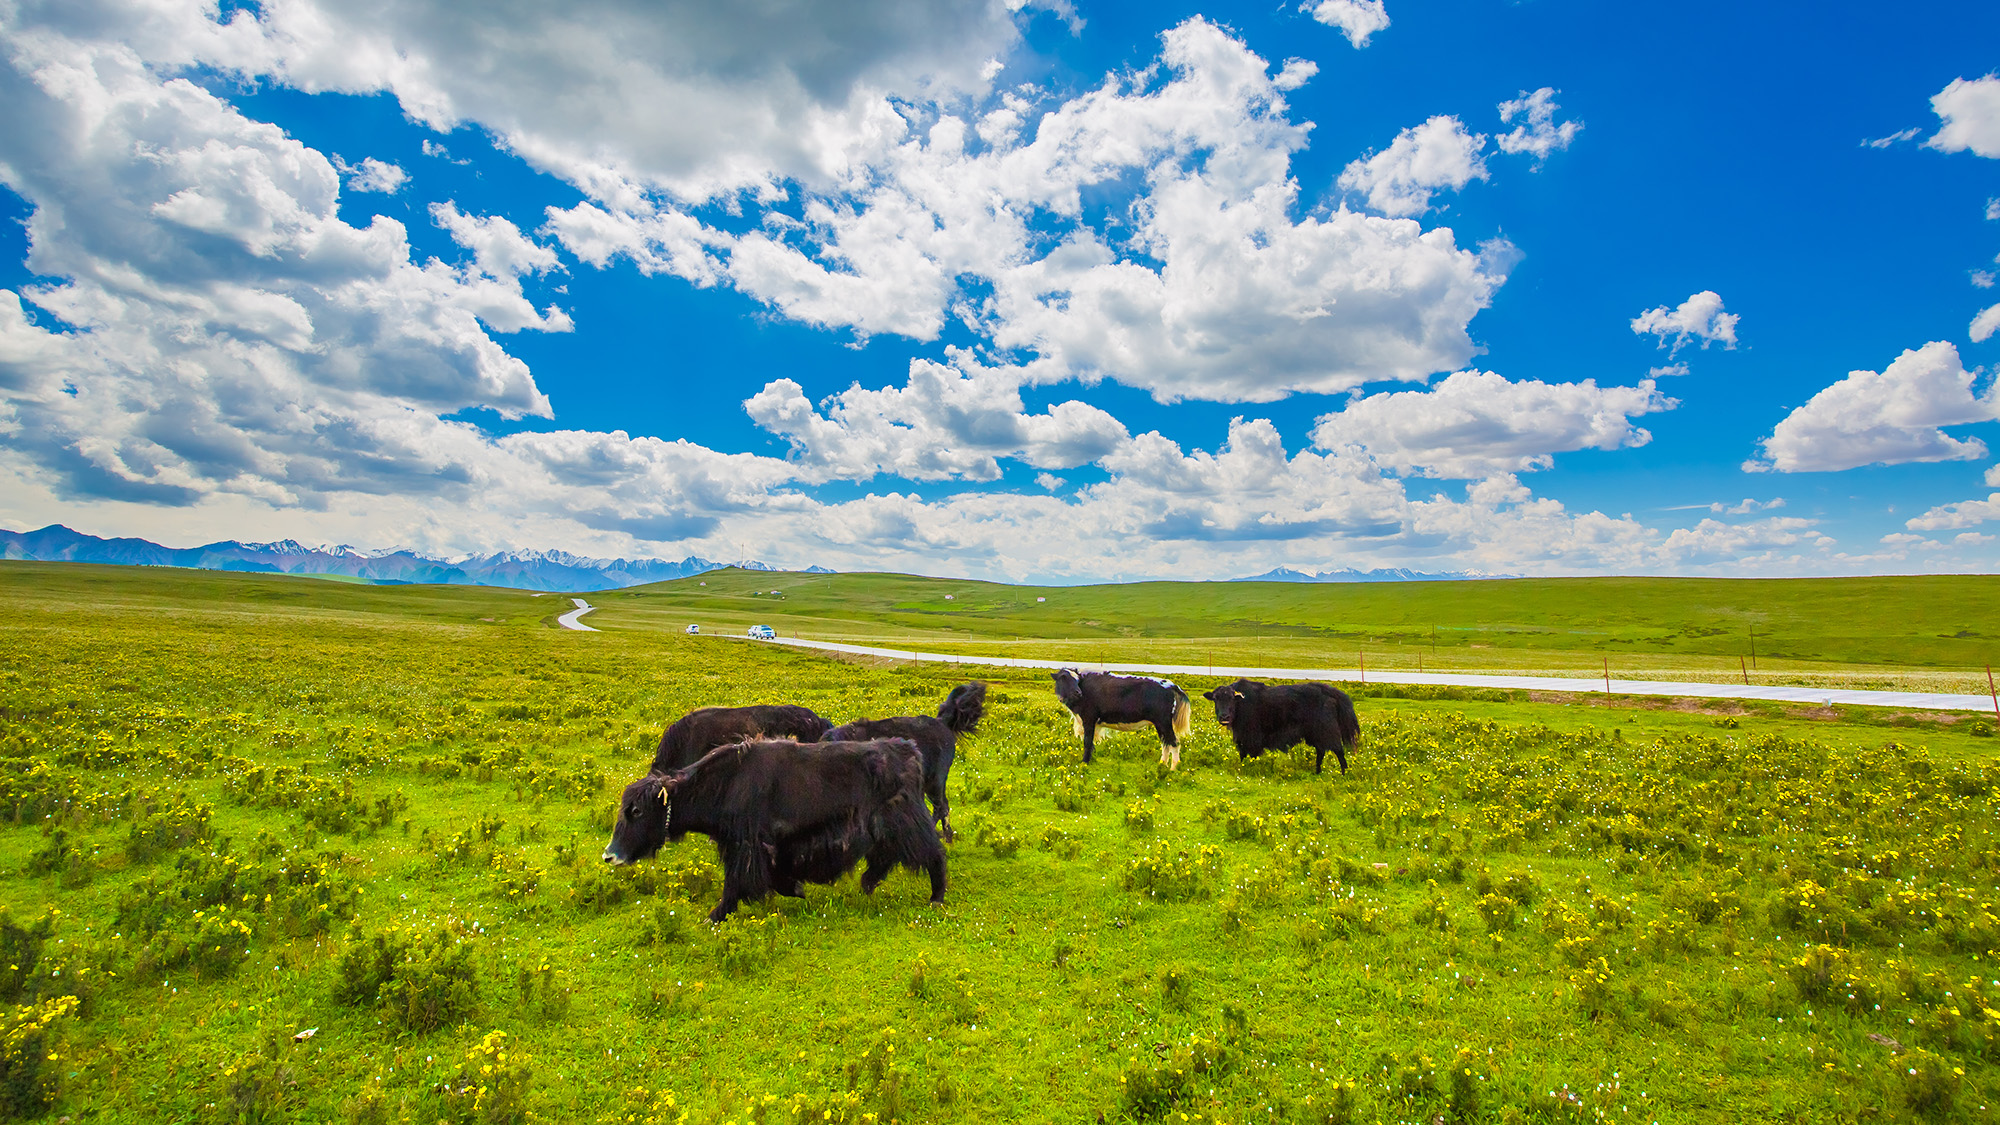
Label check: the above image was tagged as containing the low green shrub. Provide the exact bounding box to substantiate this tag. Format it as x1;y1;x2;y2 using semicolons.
0;995;78;1118
1122;841;1221;902
334;925;482;1033
513;963;571;1023
432;1030;531;1125
1118;1030;1234;1118
1122;799;1156;833
124;790;212;863
0;910;54;1004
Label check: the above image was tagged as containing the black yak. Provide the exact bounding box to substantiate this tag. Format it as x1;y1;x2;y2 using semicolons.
1050;669;1192;768
823;681;986;842
1203;678;1361;774
602;738;946;921
648;704;833;773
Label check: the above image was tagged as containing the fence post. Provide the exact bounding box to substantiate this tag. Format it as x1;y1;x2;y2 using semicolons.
1988;665;1998;723
1740;656;1749;686
1360;650;1366;683
1602;656;1610;694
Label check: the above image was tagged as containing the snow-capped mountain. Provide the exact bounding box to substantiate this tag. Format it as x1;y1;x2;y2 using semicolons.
0;524;801;592
1232;565;1511;583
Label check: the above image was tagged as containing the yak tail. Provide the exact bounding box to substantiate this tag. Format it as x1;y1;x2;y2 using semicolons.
1337;693;1362;747
1171;692;1192;743
937;681;988;734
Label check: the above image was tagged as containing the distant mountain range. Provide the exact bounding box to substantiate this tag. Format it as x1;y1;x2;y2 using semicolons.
0;524;832;592
1;524;1499;591
1232;566;1511;583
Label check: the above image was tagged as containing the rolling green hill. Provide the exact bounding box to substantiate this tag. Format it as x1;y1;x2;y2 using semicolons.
10;560;1996;691
598;567;2000;690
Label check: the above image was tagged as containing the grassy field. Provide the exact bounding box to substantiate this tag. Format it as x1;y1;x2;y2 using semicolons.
1;561;1997;1124
594;567;2000;695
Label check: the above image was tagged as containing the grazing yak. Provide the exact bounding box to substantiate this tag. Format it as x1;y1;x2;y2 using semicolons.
1051;669;1192;768
822;681;986;842
602;738;946;921
648;704;833;774
1203;678;1361;774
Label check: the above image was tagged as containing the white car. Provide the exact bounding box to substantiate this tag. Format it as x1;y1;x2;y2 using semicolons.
684;624;700;635
748;624;776;640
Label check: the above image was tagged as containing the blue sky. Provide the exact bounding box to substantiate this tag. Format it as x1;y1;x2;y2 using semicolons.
1;0;1997;581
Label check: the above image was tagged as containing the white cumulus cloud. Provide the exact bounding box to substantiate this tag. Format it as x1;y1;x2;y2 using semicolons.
1308;370;1675;480
0;17;565;509
742;360;1130;482
156;0;1029;203
1927;74;2000;158
1631;290;1739;353
1748;341;1999;473
1972;302;2000;343
1303;0;1390;48
1337;116;1488;218
1495;88;1581;165
1659;517;1831;565
1906;494;2000;532
333;156;408;194
533;18;1509;400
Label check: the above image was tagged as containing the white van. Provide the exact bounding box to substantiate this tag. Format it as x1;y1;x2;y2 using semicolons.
748;624;776;640
684;624;700;635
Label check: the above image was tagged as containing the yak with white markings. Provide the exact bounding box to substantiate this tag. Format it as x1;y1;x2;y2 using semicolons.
822;680;985;841
648;704;833;774
602;738;946;921
1050;669;1192;768
1203;678;1361;774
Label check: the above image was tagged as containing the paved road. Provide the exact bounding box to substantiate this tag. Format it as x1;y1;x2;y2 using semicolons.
557;598;598;631
744;635;1997;714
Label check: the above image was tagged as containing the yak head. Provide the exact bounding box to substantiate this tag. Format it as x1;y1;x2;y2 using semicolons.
1203;679;1258;726
602;771;683;865
1050;668;1084;709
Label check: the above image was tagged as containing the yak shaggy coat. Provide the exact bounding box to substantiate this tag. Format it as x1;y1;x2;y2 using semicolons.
1203;678;1361;774
648;704;834;773
603;738;946;921
822;680;986;841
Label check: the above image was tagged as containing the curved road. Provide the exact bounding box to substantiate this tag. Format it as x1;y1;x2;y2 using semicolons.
557;598;598;631
732;635;1997;715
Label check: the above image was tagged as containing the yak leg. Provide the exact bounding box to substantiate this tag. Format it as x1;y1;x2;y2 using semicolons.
708;878;744;922
902;814;948;904
1081;719;1097;764
1153;719;1181;770
711;840;772;921
764;840;806;897
922;840;947;904
860;851;889;894
928;779;954;843
1312;739;1349;774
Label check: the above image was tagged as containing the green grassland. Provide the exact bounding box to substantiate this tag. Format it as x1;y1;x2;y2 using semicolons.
600;567;2000;695
1;561;1997;1124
